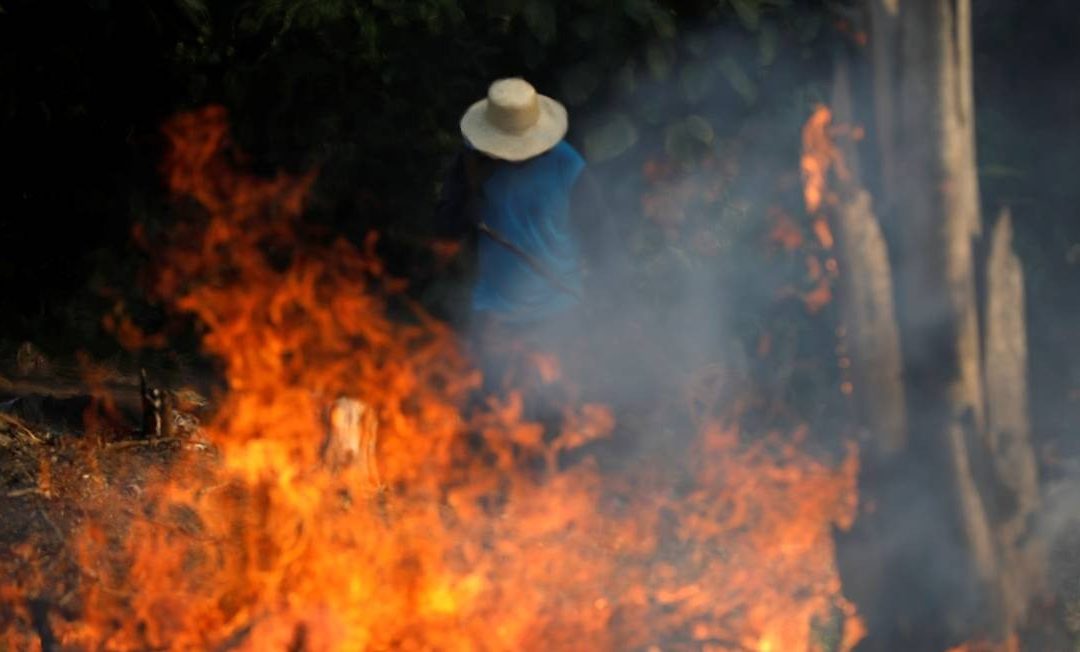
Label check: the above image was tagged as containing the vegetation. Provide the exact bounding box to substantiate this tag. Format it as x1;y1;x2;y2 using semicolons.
0;0;837;339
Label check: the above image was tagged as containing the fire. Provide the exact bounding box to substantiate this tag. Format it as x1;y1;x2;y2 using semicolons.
3;107;864;651
794;105;851;314
768;208;804;252
800;104;853;218
946;637;1021;652
812;218;834;250
800;106;832;215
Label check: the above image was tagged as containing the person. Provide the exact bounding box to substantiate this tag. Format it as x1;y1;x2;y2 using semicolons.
434;78;623;403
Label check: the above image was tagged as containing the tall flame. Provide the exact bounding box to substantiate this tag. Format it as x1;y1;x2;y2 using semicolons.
5;107;864;651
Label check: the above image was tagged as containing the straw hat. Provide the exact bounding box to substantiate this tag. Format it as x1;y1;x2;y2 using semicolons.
460;78;568;162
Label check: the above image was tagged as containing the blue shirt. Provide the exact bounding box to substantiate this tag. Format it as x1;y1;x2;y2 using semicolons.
470;141;586;323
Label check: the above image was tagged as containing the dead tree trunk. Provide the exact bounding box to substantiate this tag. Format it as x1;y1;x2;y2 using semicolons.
893;0;1000;600
828;53;909;646
866;0;1001;644
830;55;907;458
856;0;1042;647
866;0;899;209
983;208;1043;628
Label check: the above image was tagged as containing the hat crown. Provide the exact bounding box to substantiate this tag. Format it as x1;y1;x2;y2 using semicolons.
459;76;567;161
485;78;541;134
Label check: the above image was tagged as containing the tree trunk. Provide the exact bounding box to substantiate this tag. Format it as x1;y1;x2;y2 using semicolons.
983;208;1044;629
852;1;1045;647
828;54;911;649
866;0;900;208
861;0;1012;646
830;55;907;458
894;0;1002;625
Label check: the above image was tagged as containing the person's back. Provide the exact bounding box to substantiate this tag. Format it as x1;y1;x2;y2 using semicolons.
435;78;623;397
472;140;585;323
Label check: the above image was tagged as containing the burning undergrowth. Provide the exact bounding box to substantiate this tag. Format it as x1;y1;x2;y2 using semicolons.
3;106;861;651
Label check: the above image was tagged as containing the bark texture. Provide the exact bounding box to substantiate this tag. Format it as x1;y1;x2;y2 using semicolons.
867;0;900;206
984;208;1043;627
831;56;907;457
834;189;907;455
892;0;999;618
857;0;1042;646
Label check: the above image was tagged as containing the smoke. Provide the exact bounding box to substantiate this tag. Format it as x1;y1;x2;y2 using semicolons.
437;4;1080;647
446;22;841;454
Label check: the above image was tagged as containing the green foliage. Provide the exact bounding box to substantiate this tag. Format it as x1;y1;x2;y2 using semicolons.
717;56;758;104
157;0;840;381
584;113;639;162
729;0;763;31
136;0;836;192
664;115;715;161
0;0;841;363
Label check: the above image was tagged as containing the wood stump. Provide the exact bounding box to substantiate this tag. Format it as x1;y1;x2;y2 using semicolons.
324;397;381;492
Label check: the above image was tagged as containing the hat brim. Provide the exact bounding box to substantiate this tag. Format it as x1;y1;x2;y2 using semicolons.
460;95;567;162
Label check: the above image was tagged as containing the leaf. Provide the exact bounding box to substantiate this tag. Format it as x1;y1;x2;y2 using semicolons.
758;22;779;67
614;62;637;97
638;91;668;126
729;0;761;32
623;0;655;27
584;114;639;163
718;56;757;105
175;0;211;31
978;165;1025;179
561;62;600;105
679;60;716;104
522;0;556;45
651;8;677;39
664;115;714;163
684;115;714;144
645;42;675;80
684;34;709;57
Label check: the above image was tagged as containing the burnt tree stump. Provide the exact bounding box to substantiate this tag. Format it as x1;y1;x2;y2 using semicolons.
323;397;381;492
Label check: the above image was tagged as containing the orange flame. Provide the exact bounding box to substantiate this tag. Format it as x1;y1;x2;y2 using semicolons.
800;104;857;217
946;636;1021;652
4;107;865;651
801;106;833;215
768;208;805;252
812;218;834;250
795;105;852;313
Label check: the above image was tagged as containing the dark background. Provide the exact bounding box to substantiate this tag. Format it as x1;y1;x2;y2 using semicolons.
0;0;1076;454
